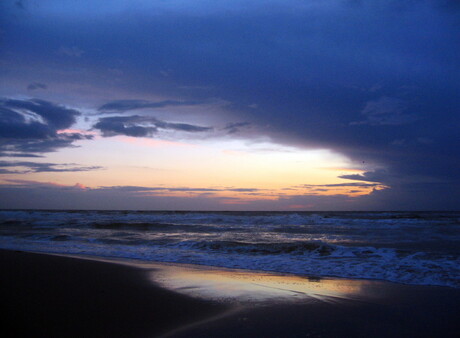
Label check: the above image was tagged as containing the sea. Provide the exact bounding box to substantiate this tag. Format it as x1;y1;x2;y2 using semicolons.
1;210;459;288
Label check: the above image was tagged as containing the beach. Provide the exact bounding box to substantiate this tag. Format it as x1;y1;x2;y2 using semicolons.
2;249;460;337
0;250;226;338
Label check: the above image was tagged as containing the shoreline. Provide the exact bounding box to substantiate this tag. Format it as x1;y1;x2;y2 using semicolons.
17;248;460;292
2;249;460;337
9;248;458;290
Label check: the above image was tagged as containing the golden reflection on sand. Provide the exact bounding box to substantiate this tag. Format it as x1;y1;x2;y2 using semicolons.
52;254;377;305
147;263;371;304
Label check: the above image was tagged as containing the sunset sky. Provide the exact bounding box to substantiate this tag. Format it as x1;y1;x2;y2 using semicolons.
1;0;459;210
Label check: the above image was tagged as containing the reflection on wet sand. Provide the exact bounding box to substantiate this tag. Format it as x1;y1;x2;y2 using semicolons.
52;254;381;305
147;263;375;304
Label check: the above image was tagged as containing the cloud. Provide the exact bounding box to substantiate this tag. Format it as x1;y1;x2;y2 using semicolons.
98;99;202;113
302;182;381;188
154;120;212;133
339;170;389;183
222;122;251;134
93;116;156;137
58;46;84;57
353;181;460;211
3;133;91;154
0;98;92;155
2;178;458;210
227;187;260;192
96;185;262;193
1;0;459;209
0;180;358;210
0;152;43;158
352;96;418;126
0;161;103;174
93;115;212;137
1;98;79;129
27;82;47;91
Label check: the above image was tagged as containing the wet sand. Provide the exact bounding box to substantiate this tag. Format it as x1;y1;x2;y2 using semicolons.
1;249;460;337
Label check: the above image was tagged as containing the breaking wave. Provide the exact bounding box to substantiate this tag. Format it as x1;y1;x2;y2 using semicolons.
0;210;459;288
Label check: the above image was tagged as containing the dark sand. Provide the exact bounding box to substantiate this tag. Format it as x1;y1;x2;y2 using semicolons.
2;249;460;338
174;285;460;338
0;250;227;338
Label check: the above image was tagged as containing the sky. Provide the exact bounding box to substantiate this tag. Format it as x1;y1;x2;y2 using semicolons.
0;0;459;210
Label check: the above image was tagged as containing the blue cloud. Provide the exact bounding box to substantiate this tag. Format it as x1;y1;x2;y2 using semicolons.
0;161;103;174
1;0;459;208
98;99;203;113
0;98;92;155
93;115;212;137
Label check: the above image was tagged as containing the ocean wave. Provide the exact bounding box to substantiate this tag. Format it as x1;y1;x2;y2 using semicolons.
1;210;459;288
170;239;451;261
175;240;335;256
91;221;175;230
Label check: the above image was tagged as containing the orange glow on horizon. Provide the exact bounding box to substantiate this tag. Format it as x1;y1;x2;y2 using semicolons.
4;134;388;208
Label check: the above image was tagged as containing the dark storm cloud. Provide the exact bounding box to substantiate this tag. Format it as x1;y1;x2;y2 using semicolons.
2;0;459;208
98;100;202;113
0;98;92;155
43;0;456;186
352;97;418;126
93;115;212;137
0;161;102;174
